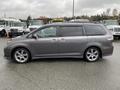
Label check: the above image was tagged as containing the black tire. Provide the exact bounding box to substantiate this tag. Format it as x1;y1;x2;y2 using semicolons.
84;47;100;62
118;36;120;40
1;29;6;37
13;48;31;64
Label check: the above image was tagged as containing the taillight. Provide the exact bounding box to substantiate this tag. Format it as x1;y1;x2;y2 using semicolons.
107;35;113;41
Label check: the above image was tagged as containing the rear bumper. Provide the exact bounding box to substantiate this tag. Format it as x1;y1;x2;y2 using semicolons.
102;46;114;56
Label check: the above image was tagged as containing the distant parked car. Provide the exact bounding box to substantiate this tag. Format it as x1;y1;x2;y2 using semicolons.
102;20;120;38
69;19;90;23
49;19;65;23
106;25;120;39
4;23;114;63
0;25;6;37
28;20;44;32
0;18;27;38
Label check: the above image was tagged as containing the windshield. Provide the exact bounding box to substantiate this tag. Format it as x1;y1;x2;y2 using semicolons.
0;21;5;26
30;20;43;25
103;20;119;26
13;22;24;27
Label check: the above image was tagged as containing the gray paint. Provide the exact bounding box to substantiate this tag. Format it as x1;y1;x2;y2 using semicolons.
4;23;114;60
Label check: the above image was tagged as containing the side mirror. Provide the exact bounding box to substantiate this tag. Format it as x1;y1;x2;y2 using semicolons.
32;34;38;39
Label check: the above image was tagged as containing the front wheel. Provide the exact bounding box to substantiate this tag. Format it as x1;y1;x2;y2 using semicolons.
1;29;7;37
84;47;100;62
13;48;31;63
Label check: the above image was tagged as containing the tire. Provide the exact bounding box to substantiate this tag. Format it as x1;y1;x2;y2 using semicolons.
13;48;31;64
84;47;100;62
1;29;6;37
0;31;2;37
118;36;120;40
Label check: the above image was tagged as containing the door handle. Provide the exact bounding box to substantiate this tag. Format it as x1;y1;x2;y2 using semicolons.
52;38;57;41
59;38;65;42
61;38;65;40
52;38;65;41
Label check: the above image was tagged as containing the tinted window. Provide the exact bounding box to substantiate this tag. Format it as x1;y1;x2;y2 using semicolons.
33;27;57;38
84;25;106;36
59;26;83;37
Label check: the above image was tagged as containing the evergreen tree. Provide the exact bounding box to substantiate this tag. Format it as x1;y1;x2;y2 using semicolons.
26;16;32;28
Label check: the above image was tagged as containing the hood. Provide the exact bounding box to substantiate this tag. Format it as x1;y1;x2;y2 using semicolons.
106;25;120;28
29;25;42;29
25;28;30;32
7;35;27;46
12;35;26;41
0;27;4;31
10;27;23;30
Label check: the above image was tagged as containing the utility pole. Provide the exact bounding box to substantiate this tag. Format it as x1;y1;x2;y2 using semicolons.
72;0;75;18
4;13;6;18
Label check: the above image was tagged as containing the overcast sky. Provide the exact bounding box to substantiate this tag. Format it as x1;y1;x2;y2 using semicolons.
0;0;120;19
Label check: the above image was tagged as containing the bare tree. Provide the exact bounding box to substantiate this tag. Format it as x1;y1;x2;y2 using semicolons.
26;16;32;28
106;8;111;16
112;8;118;16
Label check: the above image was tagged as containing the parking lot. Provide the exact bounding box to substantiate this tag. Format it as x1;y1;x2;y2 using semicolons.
0;38;120;90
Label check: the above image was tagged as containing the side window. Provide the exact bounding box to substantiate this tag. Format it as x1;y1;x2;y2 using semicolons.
84;25;106;36
59;26;83;37
33;27;57;38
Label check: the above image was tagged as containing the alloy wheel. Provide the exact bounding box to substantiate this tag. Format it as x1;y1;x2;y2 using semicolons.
85;47;100;62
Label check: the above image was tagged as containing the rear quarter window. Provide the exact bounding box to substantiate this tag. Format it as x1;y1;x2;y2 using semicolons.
84;25;107;36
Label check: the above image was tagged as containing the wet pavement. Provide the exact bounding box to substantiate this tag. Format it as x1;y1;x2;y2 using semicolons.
0;38;120;90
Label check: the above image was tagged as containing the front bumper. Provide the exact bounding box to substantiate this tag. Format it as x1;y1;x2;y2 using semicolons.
113;35;120;37
4;46;12;59
113;32;120;36
9;32;23;36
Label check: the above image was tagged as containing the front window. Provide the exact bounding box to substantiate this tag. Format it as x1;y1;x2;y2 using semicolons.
33;27;57;38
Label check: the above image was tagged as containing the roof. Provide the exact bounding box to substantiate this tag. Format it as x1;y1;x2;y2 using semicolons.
0;18;21;22
45;22;102;27
70;19;90;23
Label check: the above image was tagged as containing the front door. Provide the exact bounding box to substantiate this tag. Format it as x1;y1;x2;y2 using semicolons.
28;26;59;57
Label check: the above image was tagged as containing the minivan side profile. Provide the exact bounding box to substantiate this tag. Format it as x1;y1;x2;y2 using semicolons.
4;23;114;63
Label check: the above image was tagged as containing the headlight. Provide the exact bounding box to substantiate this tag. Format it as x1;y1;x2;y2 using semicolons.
7;38;12;45
107;35;113;41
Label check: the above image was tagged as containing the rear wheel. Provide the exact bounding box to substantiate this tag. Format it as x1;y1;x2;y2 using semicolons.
84;47;100;62
13;48;31;63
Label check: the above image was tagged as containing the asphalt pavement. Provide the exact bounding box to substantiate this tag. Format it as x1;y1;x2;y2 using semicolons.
0;38;120;90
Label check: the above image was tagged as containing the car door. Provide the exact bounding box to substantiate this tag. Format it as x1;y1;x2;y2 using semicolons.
57;25;88;56
27;26;59;57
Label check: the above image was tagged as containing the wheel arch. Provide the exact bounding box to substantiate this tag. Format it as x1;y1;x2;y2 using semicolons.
84;46;102;58
11;46;31;59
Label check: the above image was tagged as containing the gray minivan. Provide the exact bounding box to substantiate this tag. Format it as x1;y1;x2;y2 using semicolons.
4;23;114;63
